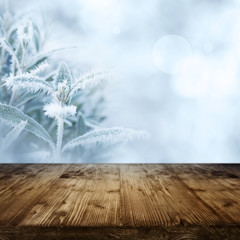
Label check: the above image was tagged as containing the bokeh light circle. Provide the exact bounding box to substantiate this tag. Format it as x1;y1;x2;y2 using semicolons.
153;35;192;74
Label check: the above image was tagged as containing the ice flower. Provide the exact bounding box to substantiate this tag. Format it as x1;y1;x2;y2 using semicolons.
43;101;76;119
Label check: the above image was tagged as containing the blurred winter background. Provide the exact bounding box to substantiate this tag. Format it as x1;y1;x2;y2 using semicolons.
2;0;240;163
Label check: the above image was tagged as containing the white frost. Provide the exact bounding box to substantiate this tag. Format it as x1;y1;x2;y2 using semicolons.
17;20;33;44
62;127;149;152
43;102;76;119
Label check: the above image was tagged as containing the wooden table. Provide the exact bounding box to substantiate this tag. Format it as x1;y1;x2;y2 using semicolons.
0;164;239;240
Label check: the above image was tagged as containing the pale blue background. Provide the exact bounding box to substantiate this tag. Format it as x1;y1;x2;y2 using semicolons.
2;0;240;163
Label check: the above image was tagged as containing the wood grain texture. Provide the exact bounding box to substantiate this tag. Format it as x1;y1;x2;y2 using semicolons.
0;164;239;240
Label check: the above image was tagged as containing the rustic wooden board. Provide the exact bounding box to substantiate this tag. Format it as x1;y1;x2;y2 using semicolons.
0;164;239;240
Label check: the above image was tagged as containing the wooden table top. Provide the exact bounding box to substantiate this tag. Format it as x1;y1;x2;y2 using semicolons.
0;164;239;240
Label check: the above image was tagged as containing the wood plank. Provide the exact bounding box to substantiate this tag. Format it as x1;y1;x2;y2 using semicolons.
20;164;121;227
0;164;239;240
0;226;240;240
120;164;225;226
0;164;69;226
172;164;240;224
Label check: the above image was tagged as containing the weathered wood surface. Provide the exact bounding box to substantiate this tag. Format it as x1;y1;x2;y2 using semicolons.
0;164;239;240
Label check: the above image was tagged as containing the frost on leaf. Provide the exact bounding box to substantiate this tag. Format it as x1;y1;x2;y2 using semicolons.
17;20;33;46
69;71;108;99
55;62;72;90
1;120;27;152
56;80;70;103
29;61;49;76
5;73;54;94
0;38;20;69
0;104;54;149
62;127;149;152
43;101;76;119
